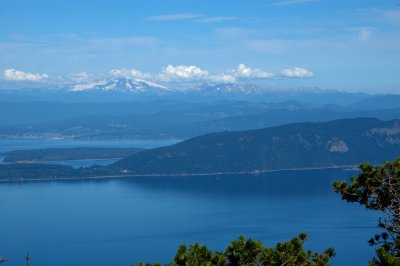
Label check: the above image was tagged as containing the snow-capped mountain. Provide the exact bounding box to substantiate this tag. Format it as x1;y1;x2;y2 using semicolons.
70;77;169;93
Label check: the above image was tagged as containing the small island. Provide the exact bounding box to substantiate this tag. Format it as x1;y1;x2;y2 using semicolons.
1;147;145;163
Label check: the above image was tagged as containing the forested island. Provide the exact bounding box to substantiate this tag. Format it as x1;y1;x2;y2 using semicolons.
1;147;145;163
113;118;400;175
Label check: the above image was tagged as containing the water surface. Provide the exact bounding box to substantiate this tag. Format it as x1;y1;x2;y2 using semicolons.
0;169;378;266
46;158;119;168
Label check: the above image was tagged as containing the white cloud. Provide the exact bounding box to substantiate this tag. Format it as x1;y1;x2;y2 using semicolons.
156;64;274;84
196;16;236;24
147;13;237;24
281;67;314;78
232;64;274;79
358;28;373;43
3;68;49;81
109;68;151;80
157;65;209;82
347;27;373;43
271;0;317;6
147;13;202;21
380;9;400;22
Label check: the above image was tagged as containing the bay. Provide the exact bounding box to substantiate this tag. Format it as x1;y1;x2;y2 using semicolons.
0;169;378;266
46;158;119;168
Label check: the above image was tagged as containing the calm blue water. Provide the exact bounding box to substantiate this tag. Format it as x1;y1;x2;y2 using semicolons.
46;158;119;168
0;169;379;266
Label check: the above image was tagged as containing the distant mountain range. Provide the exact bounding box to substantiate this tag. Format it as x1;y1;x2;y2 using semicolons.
69;77;327;95
187;83;331;96
1;78;400;141
112;118;400;175
2;98;400;140
68;77;357;100
0;77;373;104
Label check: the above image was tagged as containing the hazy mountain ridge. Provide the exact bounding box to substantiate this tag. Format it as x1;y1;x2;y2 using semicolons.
0;80;373;104
0;88;399;140
2;103;400;140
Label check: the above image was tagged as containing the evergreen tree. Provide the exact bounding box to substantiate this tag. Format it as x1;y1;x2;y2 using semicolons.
334;158;400;265
14;234;335;266
131;233;334;266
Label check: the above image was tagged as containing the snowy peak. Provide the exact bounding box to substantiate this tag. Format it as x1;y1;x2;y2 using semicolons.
69;79;335;97
70;77;168;93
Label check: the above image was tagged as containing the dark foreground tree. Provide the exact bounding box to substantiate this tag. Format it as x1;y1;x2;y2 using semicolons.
333;158;400;265
133;233;334;266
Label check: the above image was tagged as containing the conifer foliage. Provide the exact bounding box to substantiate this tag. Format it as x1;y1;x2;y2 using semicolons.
334;158;400;265
133;234;334;266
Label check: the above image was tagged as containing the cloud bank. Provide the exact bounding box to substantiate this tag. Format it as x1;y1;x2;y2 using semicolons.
232;64;274;79
2;65;314;85
158;65;210;82
3;69;49;81
156;64;277;83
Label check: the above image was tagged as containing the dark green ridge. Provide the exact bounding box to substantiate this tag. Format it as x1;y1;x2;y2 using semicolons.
111;118;400;175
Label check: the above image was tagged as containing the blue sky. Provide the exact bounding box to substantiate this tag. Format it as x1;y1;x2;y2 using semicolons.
0;0;399;92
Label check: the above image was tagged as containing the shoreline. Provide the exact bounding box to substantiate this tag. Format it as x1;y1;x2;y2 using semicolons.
0;157;122;164
0;164;359;183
